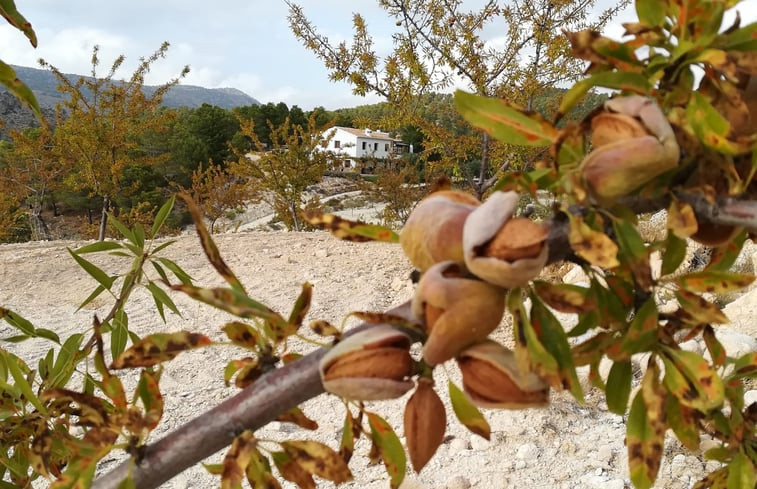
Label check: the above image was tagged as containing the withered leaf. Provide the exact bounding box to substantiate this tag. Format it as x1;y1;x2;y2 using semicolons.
110;331;212;369
281;440;353;484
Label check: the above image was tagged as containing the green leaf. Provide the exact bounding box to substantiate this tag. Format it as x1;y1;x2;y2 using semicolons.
665;396;701;451
111;312;129;363
146;281;181;321
706;230;748;272
77;284;107;311
559;72;651;117
151;195;175;237
67;248;116;290
455;90;557;146
635;0;665;26
448;381;490;440
74;241;124;254
108;214;137;245
1;350;46;414
727;452;756;489
35;328;60;344
0;307;36;336
606;360;632;415
617;299;659;359
156;257;193;285
0;60;42;120
171;284;286;329
151;239;176;255
626;371;665;489
661;233;687;276
133;222;146;249
49;333;83;388
367;412;406;489
0;0;37;45
287;282;312;329
662;347;725;411
687;92;754;155
339;410;355;463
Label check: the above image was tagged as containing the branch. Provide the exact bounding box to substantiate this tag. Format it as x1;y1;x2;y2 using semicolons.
93;192;757;488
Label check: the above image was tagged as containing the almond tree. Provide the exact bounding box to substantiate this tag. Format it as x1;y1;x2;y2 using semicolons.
40;43;188;240
287;0;627;197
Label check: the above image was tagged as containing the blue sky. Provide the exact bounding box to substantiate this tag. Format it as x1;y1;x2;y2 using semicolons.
1;1;755;111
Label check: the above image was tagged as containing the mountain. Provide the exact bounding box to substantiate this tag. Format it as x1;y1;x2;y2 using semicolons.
5;64;260;110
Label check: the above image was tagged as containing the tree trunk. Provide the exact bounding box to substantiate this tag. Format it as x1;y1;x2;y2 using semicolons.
28;207;51;241
290;202;301;232
98;196;110;242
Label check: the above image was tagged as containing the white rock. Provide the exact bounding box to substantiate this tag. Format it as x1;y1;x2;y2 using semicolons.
714;328;757;357
444;476;471;489
398;476;426;489
670;453;688;478
514;460;527;470
596;445;614;466
448;437;469;453
744;390;757;405
723;289;757;340
516;442;540;460
604;479;626;489
470;435;491;451
563;264;589;285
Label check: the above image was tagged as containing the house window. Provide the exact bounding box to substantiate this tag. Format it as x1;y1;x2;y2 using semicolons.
362;141;367;150
385;143;389;151
374;142;378;151
334;140;341;149
344;159;351;168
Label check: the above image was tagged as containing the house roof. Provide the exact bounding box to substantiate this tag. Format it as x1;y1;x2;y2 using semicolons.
332;126;399;141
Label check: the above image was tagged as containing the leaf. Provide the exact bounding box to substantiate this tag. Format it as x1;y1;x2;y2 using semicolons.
171;284;286;329
146;281;181;321
558;72;651;118
137;369;163;430
616;299;659;360
568;216;619;268
77;284;107;311
667;200;698;239
155;257;193;285
110;331;212;369
287;282;312;329
727;451;756;489
339;411;355;463
665;396;701;451
0;0;37;46
111;310;129;362
272;451;315;489
674;289;729;326
0;307;36;336
687;92;754;155
309;320;340;338
532;281;595;314
67;249;115;290
347;311;423;334
448;381;490;440
74;241;124;254
635;0;665;27
676;271;755;294
222;430;258;489
40;388;108;426
626;369;666;489
367;412;406;488
706;230;747;272
1;350;46;414
303;211;399;242
151;195;175;237
662;347;725;411
661;233;687;276
703;326;727;367
281;440;353;483
0;60;42;120
276;407;318;431
605;360;632;415
509;291;561;388
179;192;246;294
222;322;261;349
455;90;557;146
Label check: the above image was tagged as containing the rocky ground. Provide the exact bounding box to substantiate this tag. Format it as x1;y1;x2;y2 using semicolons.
1;204;756;489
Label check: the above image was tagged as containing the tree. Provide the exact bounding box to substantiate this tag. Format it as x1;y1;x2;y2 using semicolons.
230;114;338;231
40;43;189;241
287;0;626;197
183;162;250;233
0;126;67;240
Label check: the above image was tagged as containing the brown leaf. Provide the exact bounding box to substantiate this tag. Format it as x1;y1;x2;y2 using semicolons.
222;322;261;349
272;451;315;489
667;200;698;239
282;440;353;483
40;389;108;427
222;430;258;489
277;407;319;431
308;320;341;338
532;281;596;314
110;331;212;369
568;216;619;268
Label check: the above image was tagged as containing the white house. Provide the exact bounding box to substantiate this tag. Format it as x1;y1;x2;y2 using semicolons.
319;127;412;172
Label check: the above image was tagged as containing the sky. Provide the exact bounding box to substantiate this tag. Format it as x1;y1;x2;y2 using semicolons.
1;1;756;111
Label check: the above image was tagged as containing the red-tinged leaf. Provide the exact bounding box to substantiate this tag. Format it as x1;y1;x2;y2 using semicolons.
674;289;729;326
287;282;312;329
277;407;318;431
222;431;258;489
281;352;303;364
281;440;353;484
568;216;619;268
727;451;756;489
29;431;52;479
223;357;255;386
667;200;698;239
172;284;286;328
626;368;666;489
666;396;702;451
234;359;264;389
571;332;615;366
606;360;632;415
706;229;747;272
448;381;490;440
662;348;725;411
303;211;399;242
605;274;635;308
730;352;757;380
367;412;406;488
455;90;557;146
137;369;163;430
532;281;595;314
675;271;755;294
110;331;211;369
703;326;727;366
222;322;261;349
49;439;111;489
101;375;127;411
40;389;108;427
661;233;687;276
616;299;659;360
508;291;561;389
339;410;355;463
272;451;315;489
0;1;37;46
179;192;246;294
687;92;754;155
309;320;341;338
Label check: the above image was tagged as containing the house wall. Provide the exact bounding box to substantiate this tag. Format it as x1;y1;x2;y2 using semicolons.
318;127;407;172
